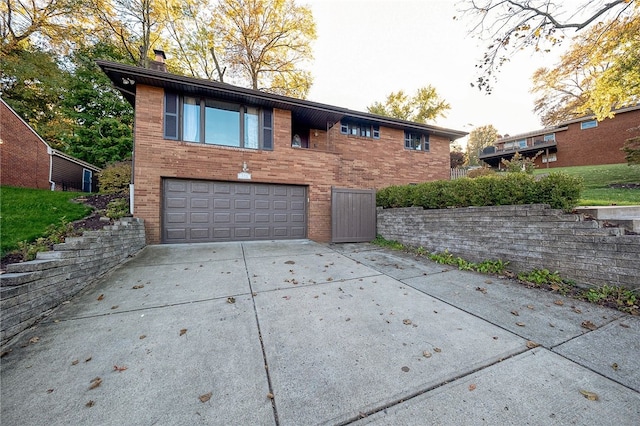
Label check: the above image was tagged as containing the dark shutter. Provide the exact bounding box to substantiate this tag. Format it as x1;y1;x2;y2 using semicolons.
164;92;179;140
262;109;273;150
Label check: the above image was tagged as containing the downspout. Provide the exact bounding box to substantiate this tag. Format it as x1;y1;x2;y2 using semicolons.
47;146;55;190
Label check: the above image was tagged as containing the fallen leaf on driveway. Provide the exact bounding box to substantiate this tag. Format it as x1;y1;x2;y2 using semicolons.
85;357;92;363
423;351;432;358
476;287;487;294
29;337;40;344
199;392;212;403
579;389;598;401
433;347;442;353
611;363;619;371
526;341;540;349
402;319;412;325
581;321;597;331
47;388;54;393
284;260;295;265
283;296;291;300
469;384;477;391
267;392;274;399
180;329;187;336
86;400;95;407
89;377;102;390
511;310;519;316
132;285;144;289
526;305;535;310
97;294;104;301
227;297;235;304
554;300;564;306
401;366;410;372
113;365;127;372
620;323;630;328
71;359;79;365
573;307;582;314
516;322;525;327
139;335;146;340
111;305;119;310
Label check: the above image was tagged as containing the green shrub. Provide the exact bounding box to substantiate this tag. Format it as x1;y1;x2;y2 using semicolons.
98;161;132;195
467;167;496;178
377;172;582;211
105;198;130;219
622;136;640;165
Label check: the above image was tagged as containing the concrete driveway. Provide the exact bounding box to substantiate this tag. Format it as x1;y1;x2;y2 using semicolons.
1;240;638;425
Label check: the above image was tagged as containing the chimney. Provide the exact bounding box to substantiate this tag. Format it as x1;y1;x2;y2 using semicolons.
150;49;167;72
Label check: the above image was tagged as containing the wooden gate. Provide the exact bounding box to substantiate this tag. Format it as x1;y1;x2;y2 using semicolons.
331;187;376;243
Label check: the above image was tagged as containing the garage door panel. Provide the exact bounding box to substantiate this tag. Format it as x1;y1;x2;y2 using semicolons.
163;179;306;243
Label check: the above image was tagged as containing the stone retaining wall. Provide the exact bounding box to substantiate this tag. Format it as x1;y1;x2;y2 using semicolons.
1;218;146;346
377;204;640;290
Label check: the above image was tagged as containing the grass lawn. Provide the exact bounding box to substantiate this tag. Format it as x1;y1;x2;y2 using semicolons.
534;163;640;206
0;186;91;256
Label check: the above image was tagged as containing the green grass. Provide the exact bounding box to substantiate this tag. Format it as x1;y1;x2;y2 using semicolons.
534;163;640;206
0;186;91;256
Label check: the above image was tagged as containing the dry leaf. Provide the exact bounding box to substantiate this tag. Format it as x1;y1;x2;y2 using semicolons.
484;280;493;284
620;323;630;328
111;305;119;310
511;310;519;316
97;294;104;301
327;277;333;281
132;285;144;289
611;363;619;371
86;400;95;408
71;359;79;365
267;392;274;399
554;300;564;306
433;347;442;353
227;297;236;304
89;377;102;390
476;287;487;294
581;321;597;331
284;260;295;265
180;329;187;336
423;351;432;358
199;392;212;403
29;336;40;344
85;357;92;363
573;307;582;314
401;366;410;372
283;296;291;300
469;384;477;391
526;341;540;349
516;322;525;327
47;388;54;394
403;319;412;325
550;283;561;291
113;365;127;372
526;305;535;310
139;335;146;340
579;389;598;401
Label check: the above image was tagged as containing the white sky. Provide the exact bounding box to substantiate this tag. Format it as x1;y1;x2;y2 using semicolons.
304;0;568;146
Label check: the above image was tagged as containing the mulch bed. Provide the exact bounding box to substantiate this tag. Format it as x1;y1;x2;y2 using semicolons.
1;194;128;271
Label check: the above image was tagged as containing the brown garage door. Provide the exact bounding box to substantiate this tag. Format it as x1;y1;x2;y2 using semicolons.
162;179;307;243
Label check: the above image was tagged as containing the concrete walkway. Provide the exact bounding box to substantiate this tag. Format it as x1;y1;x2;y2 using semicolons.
1;240;638;425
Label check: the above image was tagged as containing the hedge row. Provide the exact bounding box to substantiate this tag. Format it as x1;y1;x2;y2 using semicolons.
377;172;583;212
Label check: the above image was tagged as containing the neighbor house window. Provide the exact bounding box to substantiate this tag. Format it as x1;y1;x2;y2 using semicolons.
544;133;555;142
164;92;273;150
542;153;557;163
340;121;380;139
581;120;598;130
404;131;429;151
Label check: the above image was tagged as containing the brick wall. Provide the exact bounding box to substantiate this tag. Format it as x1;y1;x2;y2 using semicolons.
0;218;146;347
536;109;640;168
133;85;452;243
378;205;640;290
0;101;51;189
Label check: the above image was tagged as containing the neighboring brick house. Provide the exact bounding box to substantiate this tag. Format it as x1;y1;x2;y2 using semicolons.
479;105;640;168
0;98;101;192
98;58;467;244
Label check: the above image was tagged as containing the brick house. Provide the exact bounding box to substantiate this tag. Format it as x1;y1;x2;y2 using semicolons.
1;98;101;192
479;105;640;168
98;58;466;244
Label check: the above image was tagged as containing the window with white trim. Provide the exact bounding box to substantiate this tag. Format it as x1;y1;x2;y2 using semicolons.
580;120;598;130
404;131;429;151
164;93;273;150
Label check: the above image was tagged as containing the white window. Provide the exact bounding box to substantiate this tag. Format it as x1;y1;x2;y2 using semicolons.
581;120;598;130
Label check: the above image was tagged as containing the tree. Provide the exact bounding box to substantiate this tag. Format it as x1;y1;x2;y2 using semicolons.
532;9;640;124
0;47;72;150
88;0;177;68
466;125;499;167
457;0;637;98
61;43;134;167
208;0;316;98
0;0;89;57
367;86;451;124
450;150;466;169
